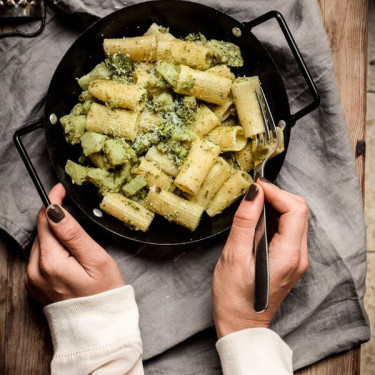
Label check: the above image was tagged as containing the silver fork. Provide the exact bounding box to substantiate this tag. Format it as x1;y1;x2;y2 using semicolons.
253;87;279;313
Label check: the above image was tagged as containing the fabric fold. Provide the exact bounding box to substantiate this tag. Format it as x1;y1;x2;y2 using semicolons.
0;0;370;372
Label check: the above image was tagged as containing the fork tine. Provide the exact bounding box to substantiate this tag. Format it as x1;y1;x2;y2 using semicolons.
260;87;277;140
255;89;270;142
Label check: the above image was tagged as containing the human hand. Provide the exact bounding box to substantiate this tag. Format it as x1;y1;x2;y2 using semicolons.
212;178;308;338
25;183;125;305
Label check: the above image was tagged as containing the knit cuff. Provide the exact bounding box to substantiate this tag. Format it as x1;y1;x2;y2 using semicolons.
44;285;141;357
216;328;293;375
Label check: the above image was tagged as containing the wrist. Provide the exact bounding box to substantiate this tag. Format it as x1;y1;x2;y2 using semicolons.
214;316;270;339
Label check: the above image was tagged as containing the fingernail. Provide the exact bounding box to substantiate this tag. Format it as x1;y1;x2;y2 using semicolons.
245;184;259;201
259;176;271;183
47;205;65;223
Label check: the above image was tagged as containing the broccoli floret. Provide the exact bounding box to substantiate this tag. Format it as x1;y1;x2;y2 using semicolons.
105;53;134;82
175;97;197;125
131;130;161;155
156;140;189;167
153;92;175;113
207;40;244;67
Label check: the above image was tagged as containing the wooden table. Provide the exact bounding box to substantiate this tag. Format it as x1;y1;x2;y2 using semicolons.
0;0;368;373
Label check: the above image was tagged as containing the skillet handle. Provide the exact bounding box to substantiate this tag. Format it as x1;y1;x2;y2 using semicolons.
244;11;320;125
13;119;51;208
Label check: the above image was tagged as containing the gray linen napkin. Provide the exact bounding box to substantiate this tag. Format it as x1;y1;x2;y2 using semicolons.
0;0;370;372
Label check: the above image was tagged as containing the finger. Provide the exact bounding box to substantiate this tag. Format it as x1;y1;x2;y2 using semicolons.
224;184;264;258
258;179;308;249
37;207;70;261
48;183;66;206
29;234;39;260
26;236;43;286
45;204;107;267
34;182;67;253
299;220;309;274
257;178;306;215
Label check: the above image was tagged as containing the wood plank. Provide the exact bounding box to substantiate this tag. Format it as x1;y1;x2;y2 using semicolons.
0;238;7;372
0;237;52;375
296;347;361;375
318;0;368;193
295;0;368;374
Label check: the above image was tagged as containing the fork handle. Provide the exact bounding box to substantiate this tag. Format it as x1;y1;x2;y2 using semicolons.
253;196;270;313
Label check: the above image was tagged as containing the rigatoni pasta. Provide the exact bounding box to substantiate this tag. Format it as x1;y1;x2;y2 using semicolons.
133;158;174;191
86;103;138;141
175;139;221;195
103;35;157;61
145;146;179;176
189;157;232;209
206;171;253;217
88;80;146;111
231;76;265;137
175;65;232;105
191;105;220;137
235;141;255;171
145;186;204;230
60;24;285;232
206;126;247;152
157;40;212;70
100;193;154;232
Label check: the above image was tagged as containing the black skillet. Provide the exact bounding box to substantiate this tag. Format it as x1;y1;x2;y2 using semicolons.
14;0;319;246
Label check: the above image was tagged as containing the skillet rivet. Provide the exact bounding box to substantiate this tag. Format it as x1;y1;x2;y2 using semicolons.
232;27;242;37
93;208;103;217
49;113;58;125
278;120;286;130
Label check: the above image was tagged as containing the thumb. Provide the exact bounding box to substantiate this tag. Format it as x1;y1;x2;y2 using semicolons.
45;185;107;266
225;183;264;255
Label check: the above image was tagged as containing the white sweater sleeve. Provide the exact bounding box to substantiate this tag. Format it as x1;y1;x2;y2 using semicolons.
43;285;144;375
216;328;293;375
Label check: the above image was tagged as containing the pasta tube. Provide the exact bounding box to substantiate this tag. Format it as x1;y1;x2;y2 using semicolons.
136;109;162;134
100;193;154;232
231;76;265;137
206;64;235;80
86;103;138;141
206;171;253;217
157;40;212;70
213;97;234;122
175;65;232;105
103;35;157;61
88;80;146;111
174;65;232;104
134;158;174;191
145;186;204;231
189;157;232;209
174;139;221;195
145;146;178;176
235;141;255;171
191;105;220;137
206;126;247;152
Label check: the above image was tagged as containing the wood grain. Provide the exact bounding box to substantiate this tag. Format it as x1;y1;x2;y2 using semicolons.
0;0;368;374
318;0;368;193
0;237;52;375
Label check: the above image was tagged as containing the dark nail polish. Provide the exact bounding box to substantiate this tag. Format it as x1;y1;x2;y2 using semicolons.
47;205;65;223
245;184;259;201
259;176;271;183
